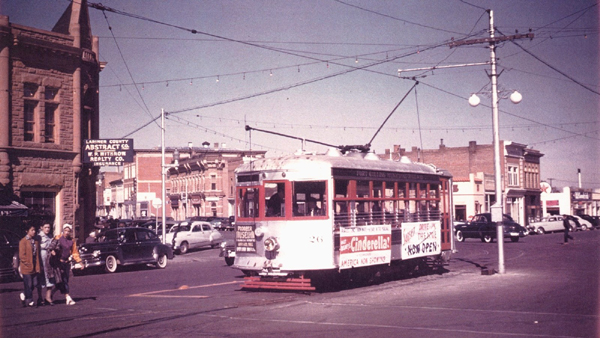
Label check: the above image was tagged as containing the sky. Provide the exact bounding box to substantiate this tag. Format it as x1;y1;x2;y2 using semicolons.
2;0;599;189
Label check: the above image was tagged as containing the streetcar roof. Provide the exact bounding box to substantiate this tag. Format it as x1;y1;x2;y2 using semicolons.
235;149;450;178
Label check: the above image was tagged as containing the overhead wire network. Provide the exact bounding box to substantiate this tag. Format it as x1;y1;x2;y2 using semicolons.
84;1;598;156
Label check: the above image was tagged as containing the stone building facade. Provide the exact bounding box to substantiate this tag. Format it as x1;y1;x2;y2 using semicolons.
382;140;543;226
0;1;101;240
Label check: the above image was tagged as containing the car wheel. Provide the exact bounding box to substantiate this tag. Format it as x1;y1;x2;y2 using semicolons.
179;242;189;255
482;234;493;243
105;255;118;273
156;254;168;269
510;237;519;243
225;257;234;266
455;230;465;242
536;227;545;235
581;225;588;231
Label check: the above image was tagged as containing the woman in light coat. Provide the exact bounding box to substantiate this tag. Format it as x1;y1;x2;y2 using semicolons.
38;223;55;305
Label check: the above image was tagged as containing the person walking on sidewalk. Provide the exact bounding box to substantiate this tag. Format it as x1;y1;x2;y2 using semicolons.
49;224;82;305
19;225;42;307
38;223;55;305
562;215;574;245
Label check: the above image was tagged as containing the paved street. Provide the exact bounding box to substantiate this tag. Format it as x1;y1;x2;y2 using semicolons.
1;230;598;337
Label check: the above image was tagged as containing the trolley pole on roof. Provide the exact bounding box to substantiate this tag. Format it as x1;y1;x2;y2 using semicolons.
452;10;533;275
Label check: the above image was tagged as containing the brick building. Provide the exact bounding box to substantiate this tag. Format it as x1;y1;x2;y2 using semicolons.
0;0;102;240
382;140;543;226
97;144;266;223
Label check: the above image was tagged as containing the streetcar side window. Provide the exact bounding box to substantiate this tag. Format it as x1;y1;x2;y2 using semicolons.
335;179;349;197
265;182;285;217
238;187;259;218
292;181;327;217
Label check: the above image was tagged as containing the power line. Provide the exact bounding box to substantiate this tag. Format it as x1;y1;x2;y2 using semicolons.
418;80;600;142
497;28;600;96
99;10;159;129
333;0;468;35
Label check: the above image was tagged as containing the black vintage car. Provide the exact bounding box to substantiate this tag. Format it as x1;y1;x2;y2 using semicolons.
0;229;21;280
454;213;527;243
78;227;174;273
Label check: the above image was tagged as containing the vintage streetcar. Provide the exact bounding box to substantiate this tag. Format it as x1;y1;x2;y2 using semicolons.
233;148;454;291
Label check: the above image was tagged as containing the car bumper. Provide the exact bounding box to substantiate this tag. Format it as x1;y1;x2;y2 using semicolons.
79;253;105;269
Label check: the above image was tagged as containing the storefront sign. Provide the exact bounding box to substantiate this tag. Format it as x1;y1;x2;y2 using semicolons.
573;192;590;200
339;225;391;269
401;221;441;259
83;139;134;166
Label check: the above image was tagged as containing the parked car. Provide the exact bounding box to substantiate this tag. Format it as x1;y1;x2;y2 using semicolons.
78;227;174;273
211;217;233;231
165;221;223;254
454;213;526;243
580;214;599;229
219;239;235;266
0;229;21;280
571;215;593;231
142;220;177;236
580;214;600;229
527;215;566;234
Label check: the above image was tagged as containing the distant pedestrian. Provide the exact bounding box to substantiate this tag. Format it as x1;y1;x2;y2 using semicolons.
49;224;82;305
562;215;574;244
19;225;42;307
85;230;97;243
38;223;55;305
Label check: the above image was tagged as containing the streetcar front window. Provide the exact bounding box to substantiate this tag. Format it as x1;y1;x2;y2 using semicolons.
265;182;285;217
292;181;327;217
238;187;259;218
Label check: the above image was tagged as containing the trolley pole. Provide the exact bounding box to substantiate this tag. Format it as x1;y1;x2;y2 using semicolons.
451;10;533;274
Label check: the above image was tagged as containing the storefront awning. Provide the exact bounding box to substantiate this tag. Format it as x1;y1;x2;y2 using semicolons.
0;201;28;217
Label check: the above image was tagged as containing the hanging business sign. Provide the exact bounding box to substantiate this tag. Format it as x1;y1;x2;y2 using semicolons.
83;139;134;167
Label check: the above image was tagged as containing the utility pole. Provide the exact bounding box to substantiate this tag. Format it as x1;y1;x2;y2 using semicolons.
451;10;533;274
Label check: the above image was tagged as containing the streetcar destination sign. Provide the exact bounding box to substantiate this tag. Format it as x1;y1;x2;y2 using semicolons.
83;139;134;167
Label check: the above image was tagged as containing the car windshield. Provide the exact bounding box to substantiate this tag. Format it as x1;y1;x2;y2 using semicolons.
502;215;514;222
170;224;190;232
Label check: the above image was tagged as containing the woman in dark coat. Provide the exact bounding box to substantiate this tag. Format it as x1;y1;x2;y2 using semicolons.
48;224;82;305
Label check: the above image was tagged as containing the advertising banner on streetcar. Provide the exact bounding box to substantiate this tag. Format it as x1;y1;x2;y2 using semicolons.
339;225;391;269
236;224;257;253
401;221;441;259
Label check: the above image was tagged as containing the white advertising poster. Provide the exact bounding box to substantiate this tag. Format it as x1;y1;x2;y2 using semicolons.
401;221;441;259
339;225;391;269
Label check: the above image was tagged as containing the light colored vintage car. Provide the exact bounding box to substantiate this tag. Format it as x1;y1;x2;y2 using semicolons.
571;215;593;231
527;215;566;234
165;221;223;254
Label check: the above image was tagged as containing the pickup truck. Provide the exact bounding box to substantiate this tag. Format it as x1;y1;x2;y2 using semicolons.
527;215;567;234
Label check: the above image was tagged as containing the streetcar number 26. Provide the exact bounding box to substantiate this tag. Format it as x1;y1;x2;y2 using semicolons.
309;236;323;243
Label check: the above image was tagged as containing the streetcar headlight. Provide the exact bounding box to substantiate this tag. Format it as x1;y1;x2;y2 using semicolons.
264;237;279;252
254;227;264;237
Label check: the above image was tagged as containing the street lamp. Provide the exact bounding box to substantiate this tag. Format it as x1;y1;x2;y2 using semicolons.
467;10;523;275
161;108;180;244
